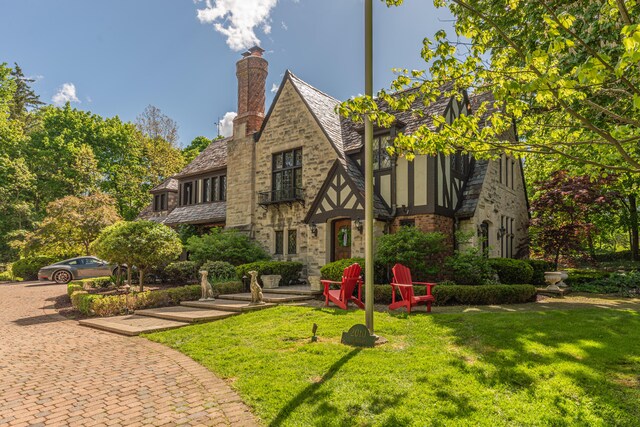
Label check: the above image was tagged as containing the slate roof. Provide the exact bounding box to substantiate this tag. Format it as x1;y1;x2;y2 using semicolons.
174;137;229;178
454;91;500;219
287;72;390;217
150;177;179;193
164;202;226;225
137;204;170;223
341;83;456;152
455;160;488;219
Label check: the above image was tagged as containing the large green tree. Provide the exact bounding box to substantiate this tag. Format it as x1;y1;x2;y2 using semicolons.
22;193;121;258
355;0;639;172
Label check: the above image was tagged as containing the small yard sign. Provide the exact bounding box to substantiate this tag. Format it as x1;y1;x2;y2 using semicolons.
341;324;376;347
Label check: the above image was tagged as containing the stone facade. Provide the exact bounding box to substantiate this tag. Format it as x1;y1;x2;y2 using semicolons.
459;158;529;258
225;133;256;232
248;80;340;274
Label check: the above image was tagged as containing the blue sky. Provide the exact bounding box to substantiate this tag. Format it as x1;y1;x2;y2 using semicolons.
0;0;455;146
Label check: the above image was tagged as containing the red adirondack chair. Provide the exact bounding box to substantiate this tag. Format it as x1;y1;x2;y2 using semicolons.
389;263;437;313
321;263;365;310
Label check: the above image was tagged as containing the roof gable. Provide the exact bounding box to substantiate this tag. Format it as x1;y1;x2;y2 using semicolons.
175;137;229;179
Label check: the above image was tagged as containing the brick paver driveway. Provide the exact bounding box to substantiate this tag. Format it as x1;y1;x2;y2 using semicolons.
0;281;259;426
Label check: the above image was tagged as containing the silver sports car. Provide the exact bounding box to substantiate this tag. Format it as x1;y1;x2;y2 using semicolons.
38;256;124;284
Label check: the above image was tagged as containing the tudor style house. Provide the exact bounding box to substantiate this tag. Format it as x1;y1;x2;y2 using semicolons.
140;47;529;275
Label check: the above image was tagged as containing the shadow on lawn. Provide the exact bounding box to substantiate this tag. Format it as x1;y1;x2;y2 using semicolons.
269;348;361;427
430;310;640;425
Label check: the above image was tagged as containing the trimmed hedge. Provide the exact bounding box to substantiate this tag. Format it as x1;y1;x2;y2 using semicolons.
70;281;245;317
488;258;534;284
320;258;387;283
201;261;236;282
370;283;537;306
164;261;198;284
67;282;84;297
527;260;555;287
236;261;303;286
11;256;56;280
433;284;537;305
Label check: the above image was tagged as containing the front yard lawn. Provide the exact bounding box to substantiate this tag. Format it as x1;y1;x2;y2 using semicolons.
146;306;640;426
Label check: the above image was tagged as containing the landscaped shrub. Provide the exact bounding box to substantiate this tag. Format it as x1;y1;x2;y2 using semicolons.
594;250;632;262
319;258;386;283
444;249;493;286
0;270;15;282
212;280;244;296
11;256;56;280
375;228;446;280
164;261;198;284
433;284;537;306
67;282;84;297
568;271;638;295
201;261;236;282
70;291;102;315
565;270;611;286
488;258;534;284
186;228;270;266
527;259;555;286
236;261;304;286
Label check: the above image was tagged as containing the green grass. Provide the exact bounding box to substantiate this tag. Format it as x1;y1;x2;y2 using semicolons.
146;307;640;426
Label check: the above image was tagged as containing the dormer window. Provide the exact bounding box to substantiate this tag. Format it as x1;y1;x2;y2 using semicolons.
179;174;226;207
153;193;168;211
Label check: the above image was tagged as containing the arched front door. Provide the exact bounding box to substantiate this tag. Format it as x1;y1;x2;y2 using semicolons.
332;219;352;261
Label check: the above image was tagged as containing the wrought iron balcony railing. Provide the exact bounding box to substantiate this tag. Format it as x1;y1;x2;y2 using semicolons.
258;188;305;205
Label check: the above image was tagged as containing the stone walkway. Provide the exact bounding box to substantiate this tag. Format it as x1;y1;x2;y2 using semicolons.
0;281;259;427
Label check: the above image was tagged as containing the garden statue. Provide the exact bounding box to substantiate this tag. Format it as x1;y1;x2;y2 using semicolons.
248;270;264;305
199;270;215;301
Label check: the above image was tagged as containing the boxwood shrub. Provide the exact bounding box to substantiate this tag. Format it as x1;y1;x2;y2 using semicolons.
11;256;56;280
527;259;555;287
201;261;236;282
565;270;611;286
236;261;303;286
164;261;198;284
72;281;245;317
320;258;387;283
67;282;84;298
488;258;534;284
433;284;537;306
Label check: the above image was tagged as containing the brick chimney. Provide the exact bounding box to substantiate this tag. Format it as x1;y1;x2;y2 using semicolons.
233;46;268;137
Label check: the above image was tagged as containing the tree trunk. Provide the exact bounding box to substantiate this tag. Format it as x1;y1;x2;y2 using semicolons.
139;269;144;293
554;248;561;271
127;267;132;288
630;194;639;261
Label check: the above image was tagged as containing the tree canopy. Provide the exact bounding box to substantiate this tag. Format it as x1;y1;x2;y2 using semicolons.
342;0;639;174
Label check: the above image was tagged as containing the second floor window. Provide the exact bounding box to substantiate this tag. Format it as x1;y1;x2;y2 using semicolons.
272;148;302;201
180;174;226;206
373;135;392;171
153;194;167;211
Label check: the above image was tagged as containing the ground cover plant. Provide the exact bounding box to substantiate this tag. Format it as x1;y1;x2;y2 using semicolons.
147;306;640;426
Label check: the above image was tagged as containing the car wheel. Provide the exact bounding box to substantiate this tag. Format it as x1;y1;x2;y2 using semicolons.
53;270;72;284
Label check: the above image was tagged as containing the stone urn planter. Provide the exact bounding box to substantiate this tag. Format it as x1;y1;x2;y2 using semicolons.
544;271;564;291
558;271;569;288
308;275;322;291
261;274;281;289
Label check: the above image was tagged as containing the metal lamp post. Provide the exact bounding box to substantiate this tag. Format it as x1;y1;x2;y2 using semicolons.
364;0;374;334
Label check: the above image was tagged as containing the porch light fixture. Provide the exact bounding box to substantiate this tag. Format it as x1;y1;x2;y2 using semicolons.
310;222;318;237
354;217;363;233
497;226;507;239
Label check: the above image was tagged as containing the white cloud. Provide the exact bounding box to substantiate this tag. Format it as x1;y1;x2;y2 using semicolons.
271;83;279;93
281;21;288;31
52;83;80;106
195;0;278;51
219;111;237;137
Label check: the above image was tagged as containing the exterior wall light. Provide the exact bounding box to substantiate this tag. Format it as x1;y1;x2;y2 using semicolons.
310;222;318;237
354;217;364;233
497;226;507;239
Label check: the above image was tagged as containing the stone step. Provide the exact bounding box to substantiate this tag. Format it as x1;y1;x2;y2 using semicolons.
265;286;323;296
79;315;188;336
536;287;572;297
136;306;239;323
217;292;314;303
181;299;277;312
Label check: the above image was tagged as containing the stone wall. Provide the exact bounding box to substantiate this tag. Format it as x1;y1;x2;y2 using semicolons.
459;158;529;258
225;133;256;232
250;79;340;274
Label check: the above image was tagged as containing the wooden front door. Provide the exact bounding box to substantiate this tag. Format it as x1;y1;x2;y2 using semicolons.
333;219;352;261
